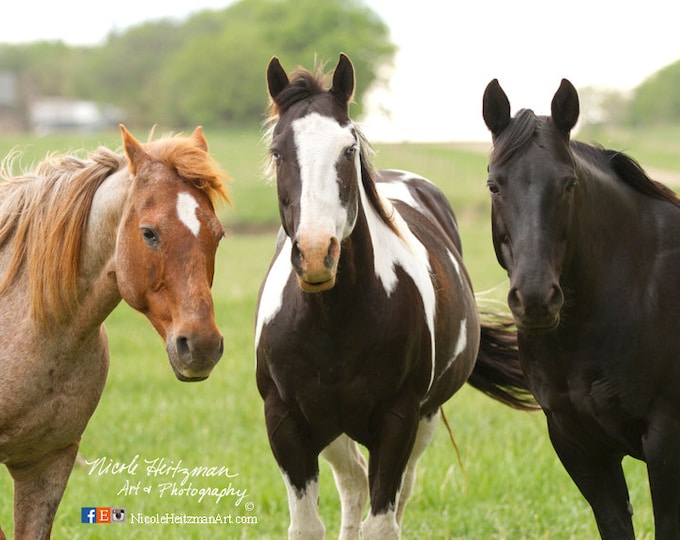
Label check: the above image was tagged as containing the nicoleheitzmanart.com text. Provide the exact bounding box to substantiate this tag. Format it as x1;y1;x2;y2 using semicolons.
129;512;258;525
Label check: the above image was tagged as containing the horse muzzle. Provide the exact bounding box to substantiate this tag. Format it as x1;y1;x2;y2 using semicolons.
166;330;224;381
507;282;564;333
291;233;340;293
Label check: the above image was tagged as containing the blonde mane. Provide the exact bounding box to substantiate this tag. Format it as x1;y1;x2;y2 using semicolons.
0;132;229;328
0;148;124;328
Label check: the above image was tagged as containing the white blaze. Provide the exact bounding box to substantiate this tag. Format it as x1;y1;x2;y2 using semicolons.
292;113;357;240
177;192;201;236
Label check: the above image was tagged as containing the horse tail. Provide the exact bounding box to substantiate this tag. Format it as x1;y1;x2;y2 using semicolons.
468;315;538;410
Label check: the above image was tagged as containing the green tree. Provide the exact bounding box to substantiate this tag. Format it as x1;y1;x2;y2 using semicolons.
628;59;680;126
154;21;272;126
0;0;395;130
577;86;629;128
74;20;190;121
154;0;395;127
0;41;91;99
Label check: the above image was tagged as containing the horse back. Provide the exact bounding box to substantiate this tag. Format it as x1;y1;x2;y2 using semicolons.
375;170;463;255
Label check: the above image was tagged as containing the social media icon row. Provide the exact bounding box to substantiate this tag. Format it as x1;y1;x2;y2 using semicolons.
81;507;126;523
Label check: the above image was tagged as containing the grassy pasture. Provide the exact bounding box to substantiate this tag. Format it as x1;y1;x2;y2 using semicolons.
0;124;677;538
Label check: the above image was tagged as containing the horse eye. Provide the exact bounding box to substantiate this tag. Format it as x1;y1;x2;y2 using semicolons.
141;227;160;248
487;180;500;195
565;177;578;192
344;145;357;159
271;150;282;163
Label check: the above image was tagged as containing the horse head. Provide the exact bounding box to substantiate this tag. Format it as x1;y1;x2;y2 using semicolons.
483;79;580;332
266;54;360;293
116;125;228;380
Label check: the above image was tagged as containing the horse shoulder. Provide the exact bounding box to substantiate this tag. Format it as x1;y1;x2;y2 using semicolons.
374;171;479;390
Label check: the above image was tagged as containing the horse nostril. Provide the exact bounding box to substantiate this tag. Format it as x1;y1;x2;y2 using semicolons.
508;287;523;313
176;335;191;362
547;284;564;310
218;336;225;358
325;237;340;270
291;240;303;275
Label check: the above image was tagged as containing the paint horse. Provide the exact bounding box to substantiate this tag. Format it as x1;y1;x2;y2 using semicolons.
255;54;535;539
483;79;680;539
0;126;229;538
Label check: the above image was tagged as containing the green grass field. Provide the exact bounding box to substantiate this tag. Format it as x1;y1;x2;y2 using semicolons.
1;124;678;538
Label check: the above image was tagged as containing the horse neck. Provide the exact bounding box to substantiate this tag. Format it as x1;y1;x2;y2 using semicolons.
567;153;657;281
337;193;374;289
75;167;131;327
342;172;405;294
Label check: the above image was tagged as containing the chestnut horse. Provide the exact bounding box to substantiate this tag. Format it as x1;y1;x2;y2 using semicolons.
483;79;680;539
0;126;228;538
255;54;535;539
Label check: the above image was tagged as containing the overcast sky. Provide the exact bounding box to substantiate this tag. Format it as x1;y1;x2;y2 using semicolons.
1;0;678;141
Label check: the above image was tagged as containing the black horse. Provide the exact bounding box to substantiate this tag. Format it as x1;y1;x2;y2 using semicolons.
483;78;680;539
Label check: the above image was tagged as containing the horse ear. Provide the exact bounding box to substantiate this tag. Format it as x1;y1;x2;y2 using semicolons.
191;126;208;152
331;53;355;107
483;79;511;136
120;124;150;176
267;57;290;103
551;79;580;134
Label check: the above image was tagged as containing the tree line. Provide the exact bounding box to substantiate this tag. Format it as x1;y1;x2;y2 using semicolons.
579;59;680;128
2;0;678;132
0;0;395;130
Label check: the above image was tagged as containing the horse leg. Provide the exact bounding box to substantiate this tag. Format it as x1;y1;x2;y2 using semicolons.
395;411;440;526
642;415;680;539
321;434;369;540
8;442;79;539
264;394;325;539
547;416;634;540
362;396;420;540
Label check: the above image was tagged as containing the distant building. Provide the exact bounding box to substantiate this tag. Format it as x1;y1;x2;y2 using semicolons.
0;71;25;132
29;98;125;135
0;71;125;135
0;72;16;106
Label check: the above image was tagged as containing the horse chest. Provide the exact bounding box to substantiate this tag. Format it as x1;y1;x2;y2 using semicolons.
259;291;432;428
520;338;649;456
0;331;108;464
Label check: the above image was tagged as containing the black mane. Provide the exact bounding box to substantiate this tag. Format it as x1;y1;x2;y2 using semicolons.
572;141;680;208
491;109;680;208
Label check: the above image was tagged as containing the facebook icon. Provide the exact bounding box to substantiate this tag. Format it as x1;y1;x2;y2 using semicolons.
81;507;97;524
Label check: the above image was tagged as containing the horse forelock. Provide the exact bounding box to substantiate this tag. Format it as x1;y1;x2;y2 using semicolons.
0;147;126;328
143;136;230;207
489;108;540;167
267;65;331;119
